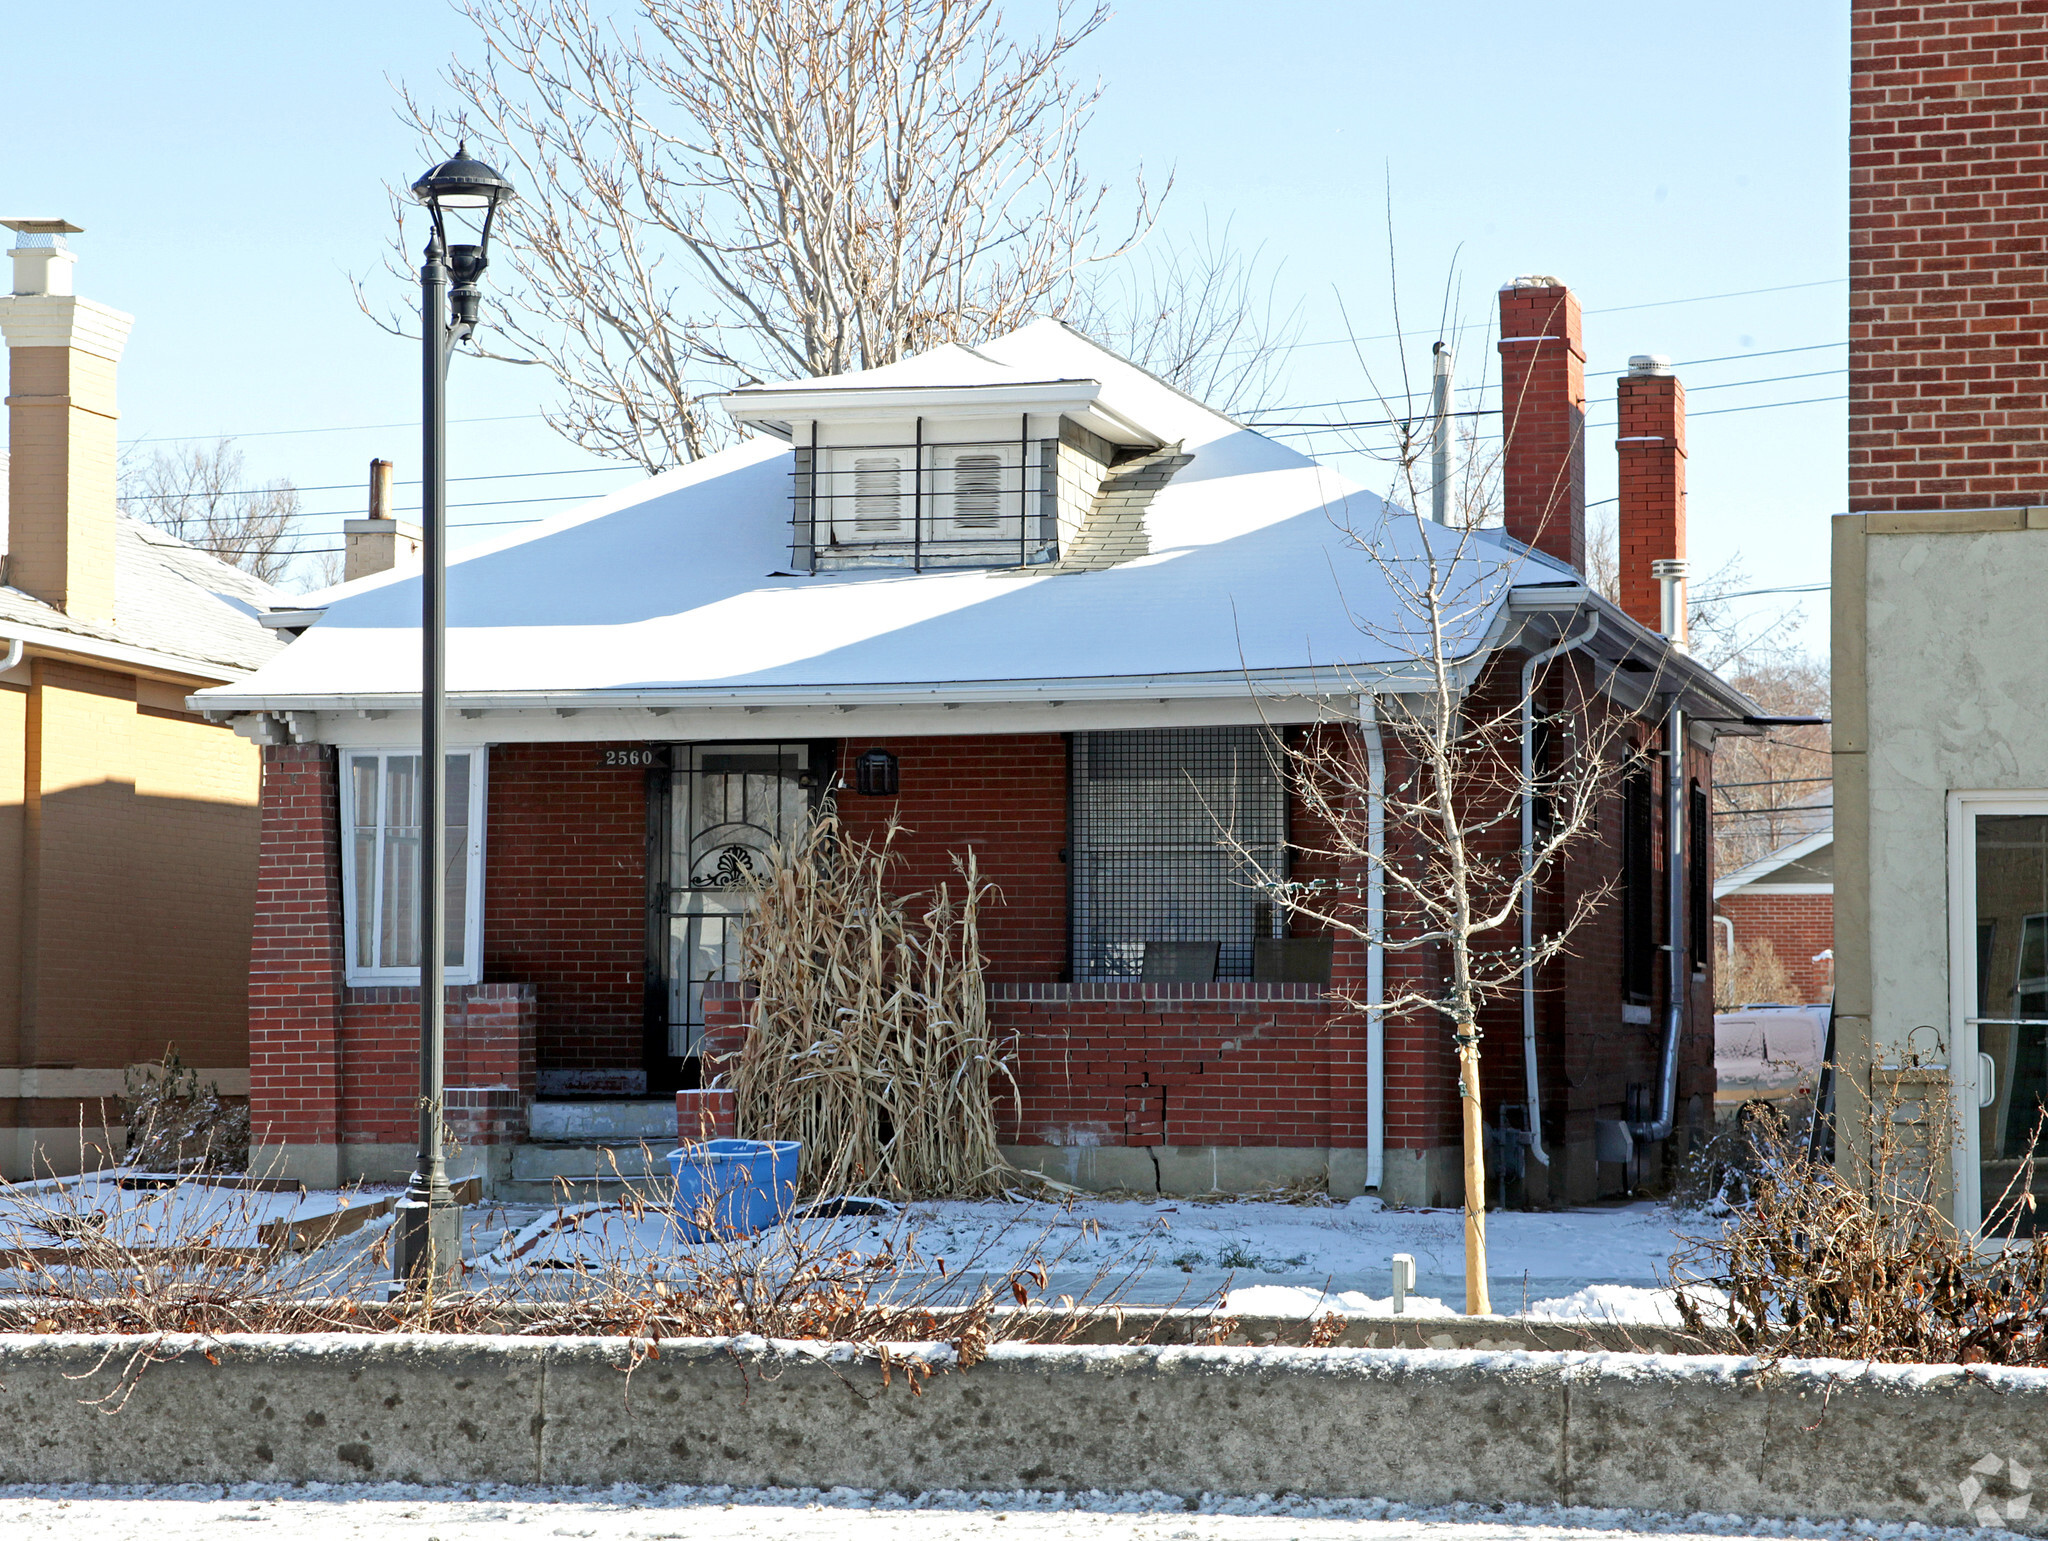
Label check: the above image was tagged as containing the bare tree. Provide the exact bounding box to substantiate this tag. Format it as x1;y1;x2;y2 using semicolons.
1063;216;1301;416
374;0;1161;471
1710;651;1829;876
116;440;301;588
1234;270;1633;1313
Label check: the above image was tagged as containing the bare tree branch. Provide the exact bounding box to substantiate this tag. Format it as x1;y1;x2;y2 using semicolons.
116;440;301;588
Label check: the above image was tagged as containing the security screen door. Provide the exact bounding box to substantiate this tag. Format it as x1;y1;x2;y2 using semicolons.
662;743;813;1060
1959;804;2048;1237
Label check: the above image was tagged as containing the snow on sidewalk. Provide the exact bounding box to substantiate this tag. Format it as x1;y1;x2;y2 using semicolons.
0;1483;2021;1541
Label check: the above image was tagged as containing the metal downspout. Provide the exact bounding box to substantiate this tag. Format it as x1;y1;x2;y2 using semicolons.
0;639;22;674
1519;614;1600;1167
1363;695;1387;1190
1635;695;1686;1144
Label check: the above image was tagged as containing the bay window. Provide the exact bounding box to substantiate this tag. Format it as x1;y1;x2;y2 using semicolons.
341;748;488;986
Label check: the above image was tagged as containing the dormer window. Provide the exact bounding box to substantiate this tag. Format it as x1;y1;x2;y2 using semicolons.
720;341;1166;574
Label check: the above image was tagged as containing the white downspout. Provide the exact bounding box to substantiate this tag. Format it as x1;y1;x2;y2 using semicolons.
1633;695;1687;1144
0;639;21;674
1362;694;1387;1190
1519;613;1600;1167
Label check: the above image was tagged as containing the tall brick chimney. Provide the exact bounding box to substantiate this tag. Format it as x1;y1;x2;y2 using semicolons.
1616;354;1687;643
1497;276;1586;572
0;220;132;626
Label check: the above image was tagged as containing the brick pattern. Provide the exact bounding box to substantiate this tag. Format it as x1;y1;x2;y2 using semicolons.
1850;6;2048;509
6;343;119;624
336;983;536;1145
1616;373;1688;636
248;744;346;1150
482;743;648;1076
832;734;1069;982
1498;282;1587;572
1716;891;1835;1005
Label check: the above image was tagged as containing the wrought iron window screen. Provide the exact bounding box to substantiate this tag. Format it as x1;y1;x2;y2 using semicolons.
793;416;1057;570
1070;727;1287;981
663;743;813;1055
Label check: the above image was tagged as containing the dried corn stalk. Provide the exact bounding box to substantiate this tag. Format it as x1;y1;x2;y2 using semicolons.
727;811;1015;1198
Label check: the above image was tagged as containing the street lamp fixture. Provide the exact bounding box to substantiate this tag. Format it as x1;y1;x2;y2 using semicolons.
393;143;515;1293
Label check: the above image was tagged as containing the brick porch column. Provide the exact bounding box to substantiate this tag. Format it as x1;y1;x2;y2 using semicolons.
247;743;346;1187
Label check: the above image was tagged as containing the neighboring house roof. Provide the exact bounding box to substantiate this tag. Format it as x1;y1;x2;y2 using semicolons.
196;320;1755;723
0;517;286;682
1715;817;1834;900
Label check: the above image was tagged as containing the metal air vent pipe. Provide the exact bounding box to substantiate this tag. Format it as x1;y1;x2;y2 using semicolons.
1633;695;1686;1144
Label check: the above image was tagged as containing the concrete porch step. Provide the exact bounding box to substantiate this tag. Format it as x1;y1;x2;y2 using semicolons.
527;1100;677;1142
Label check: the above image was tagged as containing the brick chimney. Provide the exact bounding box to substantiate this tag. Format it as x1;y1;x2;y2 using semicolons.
0;220;131;626
1615;353;1687;644
1496;276;1586;572
344;458;422;582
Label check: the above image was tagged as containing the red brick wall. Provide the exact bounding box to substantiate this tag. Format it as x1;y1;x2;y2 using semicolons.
832;734;1068;982
1498;280;1587;572
482;743;648;1075
333;983;536;1146
247;744;346;1151
1851;5;2048;510
1616;370;1687;636
1716;890;1835;1005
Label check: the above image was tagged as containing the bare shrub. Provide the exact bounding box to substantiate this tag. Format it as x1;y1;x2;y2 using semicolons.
123;1051;250;1174
1714;936;1798;1010
727;810;1016;1198
1673;1075;2048;1365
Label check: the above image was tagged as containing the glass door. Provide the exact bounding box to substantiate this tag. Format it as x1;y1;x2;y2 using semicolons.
659;744;814;1067
1959;803;2048;1237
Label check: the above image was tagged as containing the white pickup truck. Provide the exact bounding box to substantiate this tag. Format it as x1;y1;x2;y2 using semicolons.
1713;1005;1829;1120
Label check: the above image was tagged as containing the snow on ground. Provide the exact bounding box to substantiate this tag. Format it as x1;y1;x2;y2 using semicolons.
0;1484;2023;1541
468;1192;1711;1319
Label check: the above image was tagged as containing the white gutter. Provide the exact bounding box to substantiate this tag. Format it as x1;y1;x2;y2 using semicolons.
1362;693;1387;1191
1518;612;1600;1168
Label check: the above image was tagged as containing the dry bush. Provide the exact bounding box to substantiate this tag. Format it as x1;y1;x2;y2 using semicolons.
1714;936;1798;1010
1673;1076;2048;1365
123;1051;250;1174
727;811;1018;1199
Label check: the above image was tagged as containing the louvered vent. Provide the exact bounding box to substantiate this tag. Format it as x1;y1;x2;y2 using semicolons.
853;456;904;531
950;451;1004;529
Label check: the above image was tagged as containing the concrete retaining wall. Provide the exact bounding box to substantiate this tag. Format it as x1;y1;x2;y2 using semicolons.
0;1334;2040;1531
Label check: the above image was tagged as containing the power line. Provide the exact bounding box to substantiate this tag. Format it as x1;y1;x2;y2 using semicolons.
126;410;552;447
119;463;638;503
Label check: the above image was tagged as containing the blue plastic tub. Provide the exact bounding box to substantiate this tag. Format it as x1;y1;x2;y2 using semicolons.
666;1138;801;1241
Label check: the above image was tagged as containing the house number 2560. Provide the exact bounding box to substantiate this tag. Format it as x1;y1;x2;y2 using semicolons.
600;748;658;768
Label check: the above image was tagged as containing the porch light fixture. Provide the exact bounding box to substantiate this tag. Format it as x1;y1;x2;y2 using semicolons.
854;748;900;796
393;143;516;1293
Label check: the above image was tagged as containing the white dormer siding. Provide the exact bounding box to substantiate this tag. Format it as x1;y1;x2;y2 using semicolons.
788;413;1059;571
721;341;1164;574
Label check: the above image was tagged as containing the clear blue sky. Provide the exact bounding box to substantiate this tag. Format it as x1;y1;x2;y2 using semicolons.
8;1;1847;646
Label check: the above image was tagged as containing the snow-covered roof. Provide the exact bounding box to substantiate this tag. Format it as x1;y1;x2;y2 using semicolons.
0;516;285;681
197;320;1725;722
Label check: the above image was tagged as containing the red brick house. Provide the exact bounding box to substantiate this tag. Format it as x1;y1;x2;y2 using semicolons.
199;289;1752;1206
1714;811;1834;1007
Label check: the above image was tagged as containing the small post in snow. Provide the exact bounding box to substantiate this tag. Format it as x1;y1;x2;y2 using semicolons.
1391;1253;1416;1314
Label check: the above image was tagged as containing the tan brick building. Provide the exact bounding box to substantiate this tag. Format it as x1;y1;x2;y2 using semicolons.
0;219;285;1176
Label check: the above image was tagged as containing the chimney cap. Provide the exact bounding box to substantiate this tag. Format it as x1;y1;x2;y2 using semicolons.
1626;354;1674;378
1502;274;1566;291
2;219;83;237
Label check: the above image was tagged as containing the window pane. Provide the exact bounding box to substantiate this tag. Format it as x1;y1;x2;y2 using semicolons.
380;755;420;969
1975;814;2048;1237
351;758;380;970
443;752;470;969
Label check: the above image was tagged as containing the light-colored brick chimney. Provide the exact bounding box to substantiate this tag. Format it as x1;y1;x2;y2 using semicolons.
1616;353;1687;644
343;458;421;582
0;219;131;626
1496;276;1586;572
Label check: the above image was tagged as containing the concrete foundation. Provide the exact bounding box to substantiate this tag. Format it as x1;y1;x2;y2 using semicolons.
0;1333;2042;1531
1000;1145;1364;1197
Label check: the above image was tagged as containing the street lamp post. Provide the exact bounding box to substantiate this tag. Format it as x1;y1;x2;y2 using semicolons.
393;145;515;1291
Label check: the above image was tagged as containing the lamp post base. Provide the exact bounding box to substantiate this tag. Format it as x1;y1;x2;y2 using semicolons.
392;1182;462;1291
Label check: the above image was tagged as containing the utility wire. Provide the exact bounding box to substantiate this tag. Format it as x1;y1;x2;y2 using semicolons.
119;463;638;503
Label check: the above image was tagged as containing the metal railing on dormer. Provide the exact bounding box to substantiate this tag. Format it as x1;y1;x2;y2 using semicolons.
790;417;1057;572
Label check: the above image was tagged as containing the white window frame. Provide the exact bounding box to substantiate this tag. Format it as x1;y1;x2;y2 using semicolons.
341;746;489;987
1946;789;2048;1238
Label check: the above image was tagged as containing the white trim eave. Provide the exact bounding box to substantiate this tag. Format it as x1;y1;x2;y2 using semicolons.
725;380;1100;419
194;661;1477;720
0;615;247;686
1714;824;1834;898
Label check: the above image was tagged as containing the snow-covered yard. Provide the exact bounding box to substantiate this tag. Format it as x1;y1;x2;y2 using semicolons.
0;1484;2020;1541
472;1193;1710;1322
